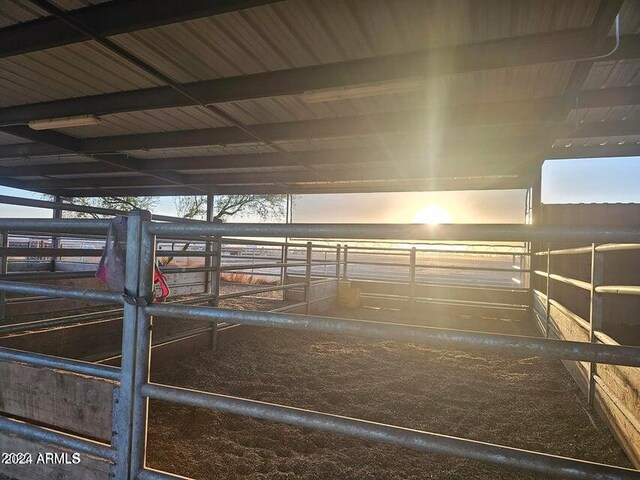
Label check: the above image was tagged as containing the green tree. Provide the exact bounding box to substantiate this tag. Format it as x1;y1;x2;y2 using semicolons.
59;196;158;218
174;194;286;221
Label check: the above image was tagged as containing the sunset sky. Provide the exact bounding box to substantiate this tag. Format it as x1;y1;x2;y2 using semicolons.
1;157;639;222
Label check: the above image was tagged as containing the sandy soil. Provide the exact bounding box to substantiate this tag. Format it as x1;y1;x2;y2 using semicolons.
146;309;631;480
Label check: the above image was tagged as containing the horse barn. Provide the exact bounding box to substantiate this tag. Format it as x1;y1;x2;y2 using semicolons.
1;0;640;479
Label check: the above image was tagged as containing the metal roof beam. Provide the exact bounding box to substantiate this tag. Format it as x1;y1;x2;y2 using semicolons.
547;143;640;159
0;139;542;177
0;30;637;125
0;86;637;158
0;125;203;194
41;177;532;197
0;0;278;59
22;157;537;190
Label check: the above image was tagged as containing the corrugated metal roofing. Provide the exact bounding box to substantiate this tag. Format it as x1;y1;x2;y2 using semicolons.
0;0;637;196
0;0;110;28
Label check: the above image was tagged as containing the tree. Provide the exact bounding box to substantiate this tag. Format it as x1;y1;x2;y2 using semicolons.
58;196;158;219
160;194;287;266
174;194;286;222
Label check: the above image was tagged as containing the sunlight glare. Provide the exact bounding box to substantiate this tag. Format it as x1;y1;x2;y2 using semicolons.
413;205;452;224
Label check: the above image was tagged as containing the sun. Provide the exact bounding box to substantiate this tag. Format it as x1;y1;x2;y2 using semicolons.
413;205;452;224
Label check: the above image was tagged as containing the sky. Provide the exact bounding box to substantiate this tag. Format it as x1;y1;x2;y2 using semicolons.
1;157;639;222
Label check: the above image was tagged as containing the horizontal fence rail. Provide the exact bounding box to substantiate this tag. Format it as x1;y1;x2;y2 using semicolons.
145;304;640;367
1;210;639;479
140;382;640;480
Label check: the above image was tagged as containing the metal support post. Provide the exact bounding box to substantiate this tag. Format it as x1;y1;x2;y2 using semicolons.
342;245;348;280
588;243;604;406
205;195;219;349
305;242;312;315
544;246;552;338
409;247;417;310
0;230;7;322
336;244;341;279
51;195;62;271
115;210;154;480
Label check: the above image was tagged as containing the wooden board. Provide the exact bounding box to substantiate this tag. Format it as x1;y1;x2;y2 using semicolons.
0;431;111;480
532;290;640;467
0;361;114;442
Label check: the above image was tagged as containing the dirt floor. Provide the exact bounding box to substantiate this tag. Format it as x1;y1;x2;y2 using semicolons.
146;307;631;480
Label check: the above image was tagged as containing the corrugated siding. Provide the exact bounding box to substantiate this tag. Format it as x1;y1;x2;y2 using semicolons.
0;0;110;28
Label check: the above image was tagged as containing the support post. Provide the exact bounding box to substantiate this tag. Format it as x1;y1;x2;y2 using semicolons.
545;246;552;338
336;243;341;279
51;195;62;271
409;247;417;310
0;230;7;322
305;242;312;315
588;243;604;405
342;245;348;280
115;210;154;480
205;195;219;349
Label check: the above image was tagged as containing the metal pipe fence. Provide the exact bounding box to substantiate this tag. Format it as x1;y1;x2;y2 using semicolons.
0;213;639;479
533;242;640;405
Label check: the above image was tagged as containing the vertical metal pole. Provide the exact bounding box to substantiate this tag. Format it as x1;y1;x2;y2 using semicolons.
0;230;7;322
588;243;604;406
544;246;552;338
205;195;215;297
115;210;153;480
336;244;341;279
51;195;62;272
342;245;348;280
130;216;155;479
205;195;219;349
305;241;312;315
409;247;417;310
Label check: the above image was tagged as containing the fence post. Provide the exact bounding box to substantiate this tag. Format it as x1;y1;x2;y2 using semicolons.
342;245;348;280
409;247;417;310
115;210;154;480
544;245;552;338
336;243;341;279
305;242;312;315
588;243;604;406
205;195;220;349
0;230;7;322
51;195;62;271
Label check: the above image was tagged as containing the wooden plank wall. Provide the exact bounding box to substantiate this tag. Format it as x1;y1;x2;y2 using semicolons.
0;362;114;441
0;360;115;480
0;433;111;480
533;290;640;467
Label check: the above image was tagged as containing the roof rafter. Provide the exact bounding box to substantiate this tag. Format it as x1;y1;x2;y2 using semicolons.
0;0;279;59
0;30;637;126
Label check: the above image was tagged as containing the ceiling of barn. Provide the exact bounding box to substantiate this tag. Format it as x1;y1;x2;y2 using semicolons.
0;0;638;197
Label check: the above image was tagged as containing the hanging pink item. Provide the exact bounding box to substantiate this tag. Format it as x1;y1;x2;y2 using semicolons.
96;215;170;302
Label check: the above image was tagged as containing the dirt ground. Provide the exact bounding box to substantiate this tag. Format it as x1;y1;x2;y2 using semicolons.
146;307;631;480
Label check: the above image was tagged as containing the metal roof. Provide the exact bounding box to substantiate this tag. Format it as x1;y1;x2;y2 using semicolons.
0;0;638;197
